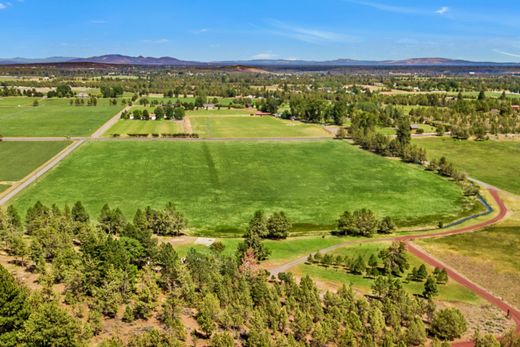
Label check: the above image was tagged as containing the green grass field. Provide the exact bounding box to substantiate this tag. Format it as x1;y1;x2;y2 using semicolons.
415;138;520;194
0;97;123;137
13;140;469;235
295;242;480;304
172;235;349;265
0;184;9;193
0;141;71;181
104;120;181;137
191;116;330;138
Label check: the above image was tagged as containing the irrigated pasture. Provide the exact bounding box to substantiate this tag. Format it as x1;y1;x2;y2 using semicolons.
0;97;123;137
104;120;181;137
13;140;469;234
415;138;520;194
0;141;71;181
190;115;330;138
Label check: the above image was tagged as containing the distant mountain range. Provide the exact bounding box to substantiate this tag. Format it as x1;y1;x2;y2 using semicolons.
0;54;518;67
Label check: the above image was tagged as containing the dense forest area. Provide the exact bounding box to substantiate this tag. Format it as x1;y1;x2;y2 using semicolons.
2;201;516;346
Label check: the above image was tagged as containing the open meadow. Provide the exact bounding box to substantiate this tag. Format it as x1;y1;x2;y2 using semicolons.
190;115;330;138
415;138;520;194
12;140;471;235
0;141;71;181
0;96;123;137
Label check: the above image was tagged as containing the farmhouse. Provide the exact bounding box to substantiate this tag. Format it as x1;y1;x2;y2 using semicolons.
203;103;216;110
512;105;520;111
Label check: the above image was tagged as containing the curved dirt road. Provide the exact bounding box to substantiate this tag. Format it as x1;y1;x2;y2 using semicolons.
268;188;519;344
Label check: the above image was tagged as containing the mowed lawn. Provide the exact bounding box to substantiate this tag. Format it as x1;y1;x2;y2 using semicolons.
190;116;330;138
13;141;468;234
104;120;180;137
418;227;520;308
0;97;123;137
295;242;480;305
0;141;71;181
415;138;520;194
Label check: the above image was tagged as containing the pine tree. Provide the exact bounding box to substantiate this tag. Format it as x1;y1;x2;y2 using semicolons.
23;301;84;347
423;275;439;298
351;255;366;274
417;264;428;281
0;265;31;347
71;201;89;223
406;318;427;346
266;211;291;239
431;308;468;341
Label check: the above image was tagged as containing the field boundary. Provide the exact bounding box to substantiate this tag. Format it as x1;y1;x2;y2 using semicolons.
91;105;131;138
0;139;85;206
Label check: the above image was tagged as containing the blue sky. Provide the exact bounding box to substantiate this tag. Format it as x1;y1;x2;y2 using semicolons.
1;0;520;62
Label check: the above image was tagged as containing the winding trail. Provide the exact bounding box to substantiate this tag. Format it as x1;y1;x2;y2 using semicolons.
268;187;519;345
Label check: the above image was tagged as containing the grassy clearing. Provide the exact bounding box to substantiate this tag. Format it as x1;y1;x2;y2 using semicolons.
295;242;481;305
13;140;469;235
378;124;436;136
191;116;329;138
418;226;520;308
0;184;9;193
104;120;180;137
415;137;520;194
172;235;348;265
0;97;123;137
0;141;71;181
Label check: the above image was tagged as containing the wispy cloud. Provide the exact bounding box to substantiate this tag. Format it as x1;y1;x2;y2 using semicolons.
346;0;420;14
436;6;449;15
493;49;520;59
0;3;8;9
267;20;356;44
347;1;449;16
141;38;170;44
250;52;277;60
90;20;107;24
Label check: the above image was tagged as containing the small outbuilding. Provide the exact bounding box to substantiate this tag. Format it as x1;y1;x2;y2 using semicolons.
253;111;271;116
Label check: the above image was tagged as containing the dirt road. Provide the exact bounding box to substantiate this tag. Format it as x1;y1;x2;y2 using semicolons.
268;187;519;344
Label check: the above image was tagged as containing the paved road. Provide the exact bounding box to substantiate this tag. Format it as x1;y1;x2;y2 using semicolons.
0;140;85;205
